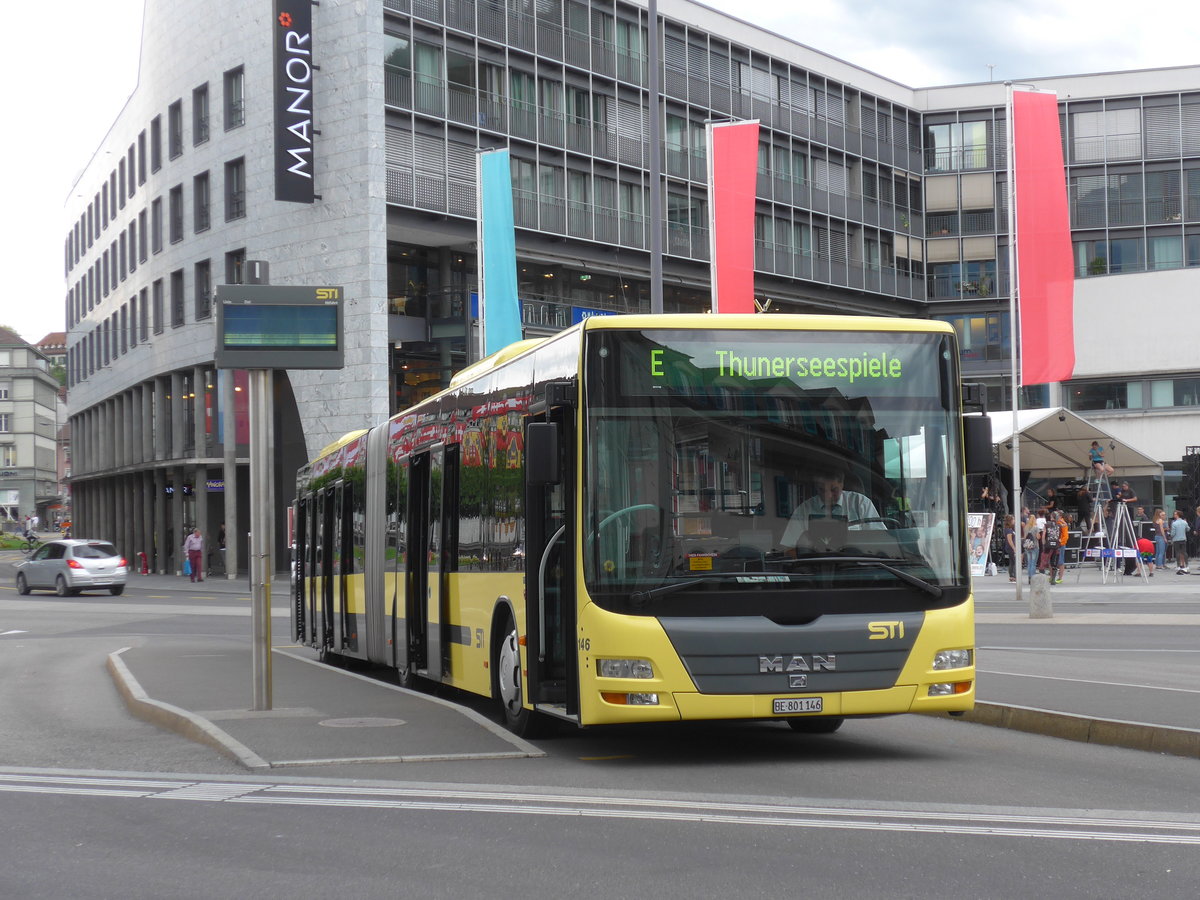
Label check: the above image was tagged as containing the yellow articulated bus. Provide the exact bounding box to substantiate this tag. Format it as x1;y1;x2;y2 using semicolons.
293;314;990;736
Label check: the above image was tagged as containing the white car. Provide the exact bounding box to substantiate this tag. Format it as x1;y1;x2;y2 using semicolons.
15;539;129;596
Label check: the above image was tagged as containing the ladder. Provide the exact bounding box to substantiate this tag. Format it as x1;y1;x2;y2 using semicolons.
1079;470;1148;584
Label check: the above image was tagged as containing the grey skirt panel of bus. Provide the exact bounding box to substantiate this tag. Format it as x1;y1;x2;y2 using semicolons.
659;612;923;695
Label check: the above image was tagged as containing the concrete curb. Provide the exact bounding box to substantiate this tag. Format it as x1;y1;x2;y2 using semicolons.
106;648;271;771
958;701;1200;760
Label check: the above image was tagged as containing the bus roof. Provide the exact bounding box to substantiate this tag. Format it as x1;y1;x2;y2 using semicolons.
578;312;954;335
312;428;369;462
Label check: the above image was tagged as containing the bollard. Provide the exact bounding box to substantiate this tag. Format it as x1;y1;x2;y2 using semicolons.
1029;572;1053;618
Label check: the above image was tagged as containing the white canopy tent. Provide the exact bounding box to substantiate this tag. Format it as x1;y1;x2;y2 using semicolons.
987;407;1162;479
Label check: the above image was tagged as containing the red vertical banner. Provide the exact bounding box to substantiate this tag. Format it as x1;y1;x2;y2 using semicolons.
707;120;760;314
1013;90;1074;385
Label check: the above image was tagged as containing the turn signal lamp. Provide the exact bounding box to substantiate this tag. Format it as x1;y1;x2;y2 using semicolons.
601;692;660;705
928;681;972;697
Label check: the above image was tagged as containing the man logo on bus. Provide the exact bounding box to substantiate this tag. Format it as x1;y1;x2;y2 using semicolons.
759;654;837;673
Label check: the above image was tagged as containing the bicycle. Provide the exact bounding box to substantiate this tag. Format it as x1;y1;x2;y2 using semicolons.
21;534;43;556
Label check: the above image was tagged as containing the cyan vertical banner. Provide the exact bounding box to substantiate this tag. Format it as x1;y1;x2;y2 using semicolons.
478;149;522;357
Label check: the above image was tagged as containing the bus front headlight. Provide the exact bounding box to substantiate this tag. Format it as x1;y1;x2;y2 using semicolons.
597;658;655;679
933;649;972;670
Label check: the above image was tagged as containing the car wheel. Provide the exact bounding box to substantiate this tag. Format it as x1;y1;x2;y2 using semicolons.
55;575;70;597
16;573;30;595
109;585;125;596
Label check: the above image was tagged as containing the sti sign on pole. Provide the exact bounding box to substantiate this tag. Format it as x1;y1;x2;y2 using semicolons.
274;1;315;203
214;284;344;370
215;283;344;710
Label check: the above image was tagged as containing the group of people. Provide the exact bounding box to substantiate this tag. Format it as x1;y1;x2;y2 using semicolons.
1001;498;1195;583
1003;507;1072;585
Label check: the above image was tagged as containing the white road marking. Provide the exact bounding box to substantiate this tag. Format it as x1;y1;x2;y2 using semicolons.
1;772;1199;844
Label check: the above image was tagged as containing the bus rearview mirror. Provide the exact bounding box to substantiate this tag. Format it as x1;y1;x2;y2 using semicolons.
526;422;560;485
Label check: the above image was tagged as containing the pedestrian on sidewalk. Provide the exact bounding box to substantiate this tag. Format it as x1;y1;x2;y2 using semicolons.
1151;508;1168;572
1003;514;1017;583
1052;511;1069;584
184;528;205;583
1170;510;1190;574
1022;508;1039;583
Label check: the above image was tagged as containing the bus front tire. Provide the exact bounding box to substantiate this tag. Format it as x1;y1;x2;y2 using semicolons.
493;616;548;738
786;716;844;734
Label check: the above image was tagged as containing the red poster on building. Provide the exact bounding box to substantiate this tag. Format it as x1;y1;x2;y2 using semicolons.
707;120;760;314
1013;90;1074;385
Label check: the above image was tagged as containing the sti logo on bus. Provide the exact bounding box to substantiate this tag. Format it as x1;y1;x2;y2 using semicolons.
759;654;837;673
868;621;905;640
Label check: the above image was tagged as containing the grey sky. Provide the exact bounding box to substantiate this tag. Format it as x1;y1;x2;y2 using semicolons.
3;0;1196;345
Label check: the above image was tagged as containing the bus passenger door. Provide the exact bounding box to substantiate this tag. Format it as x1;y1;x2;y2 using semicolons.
525;402;577;717
404;452;431;675
425;445;445;682
293;498;307;643
319;488;335;652
331;483;347;650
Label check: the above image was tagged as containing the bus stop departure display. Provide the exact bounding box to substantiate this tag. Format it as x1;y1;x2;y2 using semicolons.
214;285;344;369
222;304;339;348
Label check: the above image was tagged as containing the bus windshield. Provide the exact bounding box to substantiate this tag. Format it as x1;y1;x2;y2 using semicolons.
583;327;969;617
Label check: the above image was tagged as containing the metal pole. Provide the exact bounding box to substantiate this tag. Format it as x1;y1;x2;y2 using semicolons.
1006;82;1023;603
249;368;273;711
647;0;664;315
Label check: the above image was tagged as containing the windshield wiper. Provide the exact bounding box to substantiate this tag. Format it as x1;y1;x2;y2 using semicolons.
629;572;801;605
786;555;943;599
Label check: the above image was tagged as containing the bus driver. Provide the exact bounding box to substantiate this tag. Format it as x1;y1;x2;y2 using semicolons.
781;465;885;553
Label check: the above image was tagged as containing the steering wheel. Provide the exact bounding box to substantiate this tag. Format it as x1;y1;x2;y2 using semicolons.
591;503;669;578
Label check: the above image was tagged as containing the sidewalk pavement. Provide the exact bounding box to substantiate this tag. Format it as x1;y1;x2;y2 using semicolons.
61;565;1200;767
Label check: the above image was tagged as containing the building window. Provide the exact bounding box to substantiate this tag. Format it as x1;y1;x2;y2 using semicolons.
0;414;11;433
171;270;185;328
139;287;149;341
224;66;245;130
130;293;138;348
169;185;184;243
151;198;163;254
1148;234;1184;270
2;446;15;466
150;115;162;172
152;279;164;334
168;99;183;159
225;158;246;220
193;84;210;145
138;130;147;183
926;121;989;172
128;221;138;273
1066;381;1141;411
1072;108;1142;163
225;248;246;285
194;260;212;320
194;172;211;232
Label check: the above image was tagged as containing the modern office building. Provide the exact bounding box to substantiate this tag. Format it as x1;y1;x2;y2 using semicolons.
62;0;1200;572
0;328;62;526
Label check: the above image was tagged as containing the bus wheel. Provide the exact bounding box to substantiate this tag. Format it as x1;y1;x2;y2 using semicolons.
786;716;844;734
493;617;546;738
